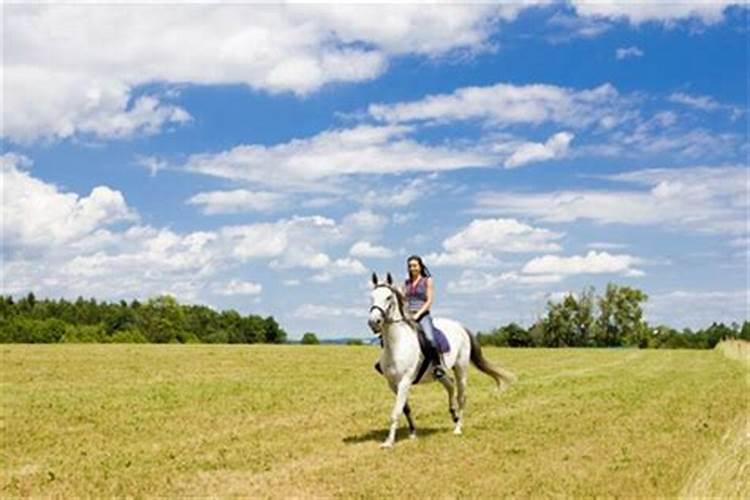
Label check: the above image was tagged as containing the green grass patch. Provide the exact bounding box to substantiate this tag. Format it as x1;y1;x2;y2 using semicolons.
1;345;746;497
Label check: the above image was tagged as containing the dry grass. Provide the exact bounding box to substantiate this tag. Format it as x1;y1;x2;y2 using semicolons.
1;345;747;497
716;339;750;364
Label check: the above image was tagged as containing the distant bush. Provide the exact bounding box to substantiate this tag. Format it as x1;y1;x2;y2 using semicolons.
0;294;288;344
4;318;68;343
110;328;149;343
301;332;320;345
61;324;107;343
346;338;364;346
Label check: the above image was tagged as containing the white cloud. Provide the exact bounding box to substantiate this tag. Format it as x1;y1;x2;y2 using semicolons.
587;242;630;250
475;166;749;235
136;156;168;177
569;0;741;25
1;161;383;304
447;269;563;294
310;258;368;283
443;218;564;254
425;249;501;268
182;125;493;188
369;82;631;130
667;92;743;119
293;303;368;319
545;12;612;42
349;241;394;259
646;290;748;329
341;210;390;236
213;280;263;296
522;250;644;276
5;3;549;143
615;46;644;60
504;131;574;168
187;189;287;214
668;92;720;111
1;154;136;249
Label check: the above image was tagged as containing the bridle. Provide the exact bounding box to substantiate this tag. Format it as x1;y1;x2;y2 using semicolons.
369;284;407;330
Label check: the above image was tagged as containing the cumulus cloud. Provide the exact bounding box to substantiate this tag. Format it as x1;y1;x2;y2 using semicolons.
369;82;631;130
212;280;263;296
182;125;493;188
615;46;644;59
668;92;720;111
425;249;502;268
426;218;562;269
5;3;550;143
1;154;136;249
293;303;368;319
646;290;748;329
569;0;741;25
504;131;573;168
475;166;749;235
522;250;644;276
443;218;564;254
349;241;394;259
447;270;563;294
187;189;287;214
1;161;385;303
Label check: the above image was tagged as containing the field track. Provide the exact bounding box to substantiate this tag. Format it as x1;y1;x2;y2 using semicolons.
1;344;747;497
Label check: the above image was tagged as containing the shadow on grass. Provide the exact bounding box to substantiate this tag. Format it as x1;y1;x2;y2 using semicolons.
343;427;443;444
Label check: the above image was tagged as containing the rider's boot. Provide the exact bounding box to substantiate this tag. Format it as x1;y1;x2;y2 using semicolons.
433;352;447;379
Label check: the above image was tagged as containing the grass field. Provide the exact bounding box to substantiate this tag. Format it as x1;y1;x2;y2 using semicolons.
1;344;747;497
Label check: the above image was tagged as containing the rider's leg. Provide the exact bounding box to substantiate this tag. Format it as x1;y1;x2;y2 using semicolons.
419;314;447;378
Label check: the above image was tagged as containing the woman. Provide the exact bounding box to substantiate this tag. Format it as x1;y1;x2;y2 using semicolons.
403;255;446;377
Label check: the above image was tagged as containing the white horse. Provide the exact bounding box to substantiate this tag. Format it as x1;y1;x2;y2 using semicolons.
368;272;516;448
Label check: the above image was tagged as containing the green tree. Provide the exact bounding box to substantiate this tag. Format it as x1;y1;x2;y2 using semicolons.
301;332;320;345
263;316;287;344
594;284;648;347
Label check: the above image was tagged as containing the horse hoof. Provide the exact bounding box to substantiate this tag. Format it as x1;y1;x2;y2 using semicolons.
453;428;463;436
380;441;394;449
409;432;417;440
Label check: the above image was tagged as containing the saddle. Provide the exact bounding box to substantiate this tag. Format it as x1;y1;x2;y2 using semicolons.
414;323;450;383
373;322;450;384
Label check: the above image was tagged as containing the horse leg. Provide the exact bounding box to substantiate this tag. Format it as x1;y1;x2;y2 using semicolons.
452;364;468;435
403;402;417;439
388;381;417;439
437;371;458;427
382;378;412;448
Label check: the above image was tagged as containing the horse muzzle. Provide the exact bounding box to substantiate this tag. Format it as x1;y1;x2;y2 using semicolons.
368;308;385;334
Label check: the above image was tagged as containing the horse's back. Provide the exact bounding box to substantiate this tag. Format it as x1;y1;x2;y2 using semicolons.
433;317;472;365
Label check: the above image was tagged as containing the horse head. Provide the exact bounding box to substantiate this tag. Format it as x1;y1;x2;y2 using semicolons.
368;272;405;334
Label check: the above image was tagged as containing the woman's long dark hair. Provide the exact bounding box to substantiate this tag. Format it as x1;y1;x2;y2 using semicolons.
406;255;431;280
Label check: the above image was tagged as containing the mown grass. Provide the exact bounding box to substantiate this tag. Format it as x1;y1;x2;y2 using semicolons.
1;345;747;497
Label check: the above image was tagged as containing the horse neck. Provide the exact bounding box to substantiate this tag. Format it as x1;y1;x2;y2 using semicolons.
381;321;418;358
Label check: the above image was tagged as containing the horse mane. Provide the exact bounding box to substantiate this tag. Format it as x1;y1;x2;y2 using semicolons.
389;285;420;331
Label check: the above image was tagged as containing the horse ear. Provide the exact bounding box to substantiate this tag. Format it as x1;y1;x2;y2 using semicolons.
386;272;393;285
371;272;378;286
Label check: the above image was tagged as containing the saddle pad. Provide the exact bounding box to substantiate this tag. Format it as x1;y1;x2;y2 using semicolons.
433;327;450;353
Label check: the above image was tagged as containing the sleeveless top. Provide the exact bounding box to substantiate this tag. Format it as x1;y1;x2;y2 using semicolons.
405;277;429;312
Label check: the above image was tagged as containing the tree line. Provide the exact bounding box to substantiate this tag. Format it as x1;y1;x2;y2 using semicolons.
0;294;286;344
477;284;749;349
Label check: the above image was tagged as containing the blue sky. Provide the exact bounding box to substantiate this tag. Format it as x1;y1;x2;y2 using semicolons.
2;2;748;338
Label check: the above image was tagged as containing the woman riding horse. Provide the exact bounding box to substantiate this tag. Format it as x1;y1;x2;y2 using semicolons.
403;255;447;378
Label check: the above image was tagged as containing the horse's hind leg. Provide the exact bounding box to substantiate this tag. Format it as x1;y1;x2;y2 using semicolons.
437;372;458;427
403;402;417;439
452;365;468;435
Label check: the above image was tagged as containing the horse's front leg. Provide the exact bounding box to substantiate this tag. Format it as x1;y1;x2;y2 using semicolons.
382;377;412;448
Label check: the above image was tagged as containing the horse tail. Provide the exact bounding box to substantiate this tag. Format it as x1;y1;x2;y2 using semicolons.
465;328;516;391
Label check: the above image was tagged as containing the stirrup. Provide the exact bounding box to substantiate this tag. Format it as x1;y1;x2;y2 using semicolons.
433;365;446;379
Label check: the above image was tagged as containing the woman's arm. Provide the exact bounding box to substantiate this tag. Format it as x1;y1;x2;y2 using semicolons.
415;277;434;319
